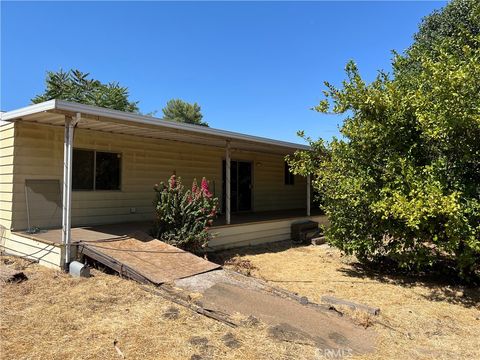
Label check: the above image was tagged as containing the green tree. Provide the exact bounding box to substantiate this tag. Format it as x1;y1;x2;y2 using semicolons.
287;0;480;280
32;69;139;112
162;99;208;126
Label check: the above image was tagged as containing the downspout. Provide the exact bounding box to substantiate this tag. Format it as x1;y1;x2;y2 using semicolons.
62;113;81;270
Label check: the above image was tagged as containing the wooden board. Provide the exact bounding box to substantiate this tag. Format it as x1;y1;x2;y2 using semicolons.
78;231;219;285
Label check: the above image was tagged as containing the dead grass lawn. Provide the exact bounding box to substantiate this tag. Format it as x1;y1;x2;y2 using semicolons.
0;256;315;360
1;242;479;360
217;243;480;360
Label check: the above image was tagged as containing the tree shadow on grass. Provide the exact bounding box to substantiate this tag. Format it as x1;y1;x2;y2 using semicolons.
338;261;480;308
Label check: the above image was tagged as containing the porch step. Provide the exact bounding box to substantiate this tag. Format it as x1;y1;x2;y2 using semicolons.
291;221;320;244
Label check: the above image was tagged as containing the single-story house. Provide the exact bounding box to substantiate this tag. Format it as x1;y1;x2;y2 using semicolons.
0;100;325;269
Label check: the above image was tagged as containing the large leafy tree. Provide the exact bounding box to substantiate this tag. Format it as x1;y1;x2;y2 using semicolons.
162;99;208;127
287;0;480;280
32;69;139;112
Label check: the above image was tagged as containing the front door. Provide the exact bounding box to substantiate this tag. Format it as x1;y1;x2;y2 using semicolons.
222;160;252;212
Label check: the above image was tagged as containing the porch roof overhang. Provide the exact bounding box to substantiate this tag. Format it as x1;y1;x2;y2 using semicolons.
0;100;310;155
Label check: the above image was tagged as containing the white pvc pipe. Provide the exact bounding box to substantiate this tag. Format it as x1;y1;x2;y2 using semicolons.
225;140;231;225
307;173;311;217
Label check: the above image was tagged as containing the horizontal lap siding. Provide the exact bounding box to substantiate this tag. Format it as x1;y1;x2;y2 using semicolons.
1;229;62;269
252;153;306;211
0;123;15;230
11;122;307;230
11;123;224;230
208;215;328;249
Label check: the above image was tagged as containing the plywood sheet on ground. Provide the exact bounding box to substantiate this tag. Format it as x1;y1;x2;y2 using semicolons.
78;231;219;284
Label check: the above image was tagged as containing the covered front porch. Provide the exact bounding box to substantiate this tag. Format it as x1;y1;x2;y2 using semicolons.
1;100;317;269
12;208;326;246
6;209;327;268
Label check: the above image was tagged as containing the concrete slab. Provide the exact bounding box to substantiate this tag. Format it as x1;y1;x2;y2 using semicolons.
174;269;376;356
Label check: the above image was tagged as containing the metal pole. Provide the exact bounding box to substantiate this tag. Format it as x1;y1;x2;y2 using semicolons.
307;173;311;216
62;116;71;269
225;140;231;225
62;113;80;270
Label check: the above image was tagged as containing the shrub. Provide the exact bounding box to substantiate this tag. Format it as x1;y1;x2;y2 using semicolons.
287;0;480;281
152;174;218;253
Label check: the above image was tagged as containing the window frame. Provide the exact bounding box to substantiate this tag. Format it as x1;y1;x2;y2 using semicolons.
72;148;122;192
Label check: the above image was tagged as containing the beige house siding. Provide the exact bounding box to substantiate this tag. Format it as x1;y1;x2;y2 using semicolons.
11;122;307;230
209;215;328;250
1;229;62;269
0;122;16;230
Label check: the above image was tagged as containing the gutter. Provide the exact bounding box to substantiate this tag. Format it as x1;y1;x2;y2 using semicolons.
0;100;310;151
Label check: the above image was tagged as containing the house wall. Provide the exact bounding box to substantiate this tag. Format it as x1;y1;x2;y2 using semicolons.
1;228;62;269
208;215;328;250
11;122;307;230
0;122;15;230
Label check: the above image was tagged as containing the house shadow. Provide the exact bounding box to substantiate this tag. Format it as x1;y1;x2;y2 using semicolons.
338;262;480;308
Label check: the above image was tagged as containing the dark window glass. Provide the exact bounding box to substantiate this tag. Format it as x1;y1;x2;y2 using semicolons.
284;162;295;185
72;149;94;190
72;149;121;191
238;161;252;211
95;152;121;190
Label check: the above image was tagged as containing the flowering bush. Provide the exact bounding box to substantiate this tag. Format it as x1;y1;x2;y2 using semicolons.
152;174;218;253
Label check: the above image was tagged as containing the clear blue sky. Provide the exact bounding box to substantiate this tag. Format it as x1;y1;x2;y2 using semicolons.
1;1;445;143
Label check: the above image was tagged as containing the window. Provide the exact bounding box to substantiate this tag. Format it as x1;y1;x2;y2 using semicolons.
72;149;121;191
284;161;295;185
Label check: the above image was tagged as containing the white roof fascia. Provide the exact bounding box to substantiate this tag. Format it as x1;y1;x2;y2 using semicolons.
0;99;310;151
0;100;57;121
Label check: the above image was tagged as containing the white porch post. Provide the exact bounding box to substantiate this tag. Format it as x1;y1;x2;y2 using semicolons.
306;173;311;216
62;113;80;270
225;140;231;225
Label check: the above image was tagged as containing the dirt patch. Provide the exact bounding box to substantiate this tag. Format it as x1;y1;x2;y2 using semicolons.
223;255;257;276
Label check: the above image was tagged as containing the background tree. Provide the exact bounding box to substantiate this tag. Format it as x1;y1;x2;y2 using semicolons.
287;0;480;280
32;69;139;112
162;99;208;126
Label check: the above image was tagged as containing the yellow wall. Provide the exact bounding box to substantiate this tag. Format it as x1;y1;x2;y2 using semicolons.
11;122;307;230
1;229;62;269
0;122;15;230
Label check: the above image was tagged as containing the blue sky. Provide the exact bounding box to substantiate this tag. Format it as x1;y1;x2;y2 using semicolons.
1;1;445;143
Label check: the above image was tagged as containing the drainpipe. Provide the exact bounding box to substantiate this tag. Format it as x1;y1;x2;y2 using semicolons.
62;113;80;270
225;140;231;225
306;173;311;217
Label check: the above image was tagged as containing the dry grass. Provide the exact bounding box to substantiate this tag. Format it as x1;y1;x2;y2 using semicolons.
0;256;316;360
1;241;479;360
219;243;480;360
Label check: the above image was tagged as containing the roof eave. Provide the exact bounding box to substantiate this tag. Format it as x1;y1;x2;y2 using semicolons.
0;100;311;151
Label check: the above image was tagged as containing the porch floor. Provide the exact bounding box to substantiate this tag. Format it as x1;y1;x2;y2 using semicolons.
13;208;323;246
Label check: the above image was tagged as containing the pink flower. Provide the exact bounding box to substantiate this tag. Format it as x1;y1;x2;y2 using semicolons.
201;177;212;198
191;179;198;193
169;174;176;190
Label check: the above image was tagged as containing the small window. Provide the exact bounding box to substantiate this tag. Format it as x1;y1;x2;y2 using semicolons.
284;162;295;185
72;149;121;191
